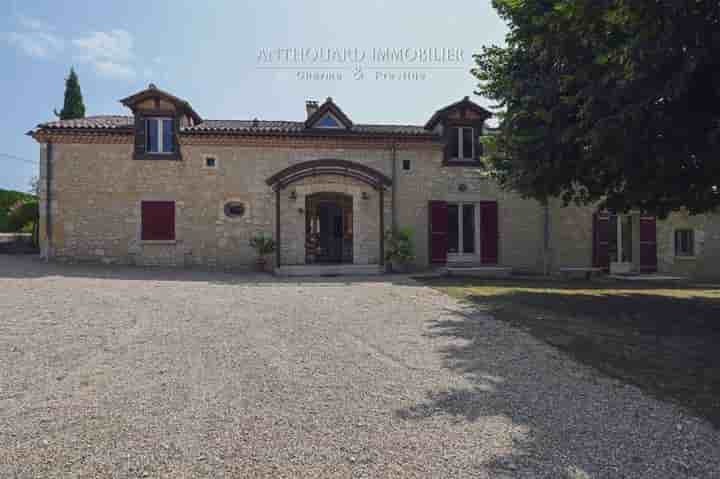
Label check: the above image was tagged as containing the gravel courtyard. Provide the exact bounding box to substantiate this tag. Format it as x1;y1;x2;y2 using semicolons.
1;255;719;478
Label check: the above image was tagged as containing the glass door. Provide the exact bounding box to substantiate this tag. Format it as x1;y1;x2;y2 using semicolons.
447;203;478;259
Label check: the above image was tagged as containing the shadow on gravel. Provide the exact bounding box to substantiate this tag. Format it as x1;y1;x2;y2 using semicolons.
394;279;720;476
0;255;418;287
435;287;720;428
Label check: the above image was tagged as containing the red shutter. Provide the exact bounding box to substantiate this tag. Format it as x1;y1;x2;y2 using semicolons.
593;213;610;271
141;201;175;240
480;201;499;264
639;216;658;272
429;201;448;264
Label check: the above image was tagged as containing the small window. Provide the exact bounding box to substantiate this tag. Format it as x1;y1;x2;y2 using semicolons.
224;201;246;218
675;229;695;257
402;159;411;171
449;127;475;161
141;201;175;241
315;113;342;128
205;156;217;168
145;118;174;154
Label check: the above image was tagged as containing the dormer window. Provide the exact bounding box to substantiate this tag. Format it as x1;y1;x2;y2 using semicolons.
316;113;342;128
450;127;476;161
145;117;175;154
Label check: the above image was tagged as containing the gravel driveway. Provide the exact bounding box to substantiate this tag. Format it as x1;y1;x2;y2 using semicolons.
1;255;718;478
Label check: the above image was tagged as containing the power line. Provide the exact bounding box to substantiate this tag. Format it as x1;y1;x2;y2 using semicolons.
0;153;36;165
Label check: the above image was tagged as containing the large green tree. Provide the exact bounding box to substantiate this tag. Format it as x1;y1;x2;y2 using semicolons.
474;0;720;217
55;68;86;120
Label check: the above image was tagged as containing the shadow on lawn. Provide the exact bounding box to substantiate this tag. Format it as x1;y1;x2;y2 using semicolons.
394;281;720;475
424;279;720;428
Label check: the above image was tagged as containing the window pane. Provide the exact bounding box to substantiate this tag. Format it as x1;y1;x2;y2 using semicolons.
317;114;341;128
447;204;459;253
462;128;474;159
462;204;475;253
676;230;694;256
162;119;174;153
621;215;632;262
449;128;460;159
146;119;159;153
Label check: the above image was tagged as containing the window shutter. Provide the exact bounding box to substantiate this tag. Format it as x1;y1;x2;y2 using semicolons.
141;201;175;241
429;201;448;264
593;213;610;270
134;114;146;158
639;216;657;272
480;201;499;264
442;127;453;164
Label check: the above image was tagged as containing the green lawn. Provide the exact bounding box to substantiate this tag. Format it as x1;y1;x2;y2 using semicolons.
423;277;720;427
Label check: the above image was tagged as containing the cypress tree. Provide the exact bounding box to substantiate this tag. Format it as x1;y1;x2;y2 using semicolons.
55;68;86;120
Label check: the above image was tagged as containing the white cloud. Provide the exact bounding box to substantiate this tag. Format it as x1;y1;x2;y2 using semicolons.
6;30;64;58
6;15;141;81
72;29;136;79
94;61;136;79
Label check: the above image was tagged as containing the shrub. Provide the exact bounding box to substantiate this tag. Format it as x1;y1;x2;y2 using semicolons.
249;233;276;258
384;227;416;265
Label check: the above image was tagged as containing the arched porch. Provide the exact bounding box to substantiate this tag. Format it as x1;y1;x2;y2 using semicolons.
266;159;392;268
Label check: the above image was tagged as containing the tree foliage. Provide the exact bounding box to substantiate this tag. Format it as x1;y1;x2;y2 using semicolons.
55;68;86;120
0;189;34;232
7;200;39;233
474;0;720;217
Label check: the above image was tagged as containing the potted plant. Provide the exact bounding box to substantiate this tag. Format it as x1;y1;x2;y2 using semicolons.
384;227;415;273
249;233;276;272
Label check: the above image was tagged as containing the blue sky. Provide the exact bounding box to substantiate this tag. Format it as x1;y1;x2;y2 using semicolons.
0;0;508;191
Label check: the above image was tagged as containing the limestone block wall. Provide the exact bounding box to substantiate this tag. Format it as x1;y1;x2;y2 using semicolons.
657;211;720;278
40;140;394;268
394;148;548;272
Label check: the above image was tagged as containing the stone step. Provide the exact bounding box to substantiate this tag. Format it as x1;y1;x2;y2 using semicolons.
274;264;383;277
446;266;512;278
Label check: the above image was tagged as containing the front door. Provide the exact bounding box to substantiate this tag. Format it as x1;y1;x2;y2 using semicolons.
318;201;343;263
306;193;353;264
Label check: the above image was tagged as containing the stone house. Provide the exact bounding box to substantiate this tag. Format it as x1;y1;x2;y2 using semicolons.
29;84;720;278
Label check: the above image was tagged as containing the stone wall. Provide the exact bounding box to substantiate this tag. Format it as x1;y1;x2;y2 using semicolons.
37;136;720;277
657;211;720;279
395;148;555;272
39;141;395;269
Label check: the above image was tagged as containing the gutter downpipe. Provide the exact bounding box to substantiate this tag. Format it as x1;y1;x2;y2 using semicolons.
543;198;550;276
45;141;53;261
391;142;398;233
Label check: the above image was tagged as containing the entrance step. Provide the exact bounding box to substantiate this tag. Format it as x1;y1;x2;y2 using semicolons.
275;264;383;277
446;266;512;278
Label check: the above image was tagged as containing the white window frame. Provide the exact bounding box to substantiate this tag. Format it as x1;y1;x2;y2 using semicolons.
145;117;173;154
452;127;475;161
447;201;480;260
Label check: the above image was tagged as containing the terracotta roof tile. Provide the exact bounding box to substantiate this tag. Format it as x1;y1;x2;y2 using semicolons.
35;117;436;137
38;115;134;130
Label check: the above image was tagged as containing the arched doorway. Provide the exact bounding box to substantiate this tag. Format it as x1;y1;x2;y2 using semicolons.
266;159;392;267
306;193;353;264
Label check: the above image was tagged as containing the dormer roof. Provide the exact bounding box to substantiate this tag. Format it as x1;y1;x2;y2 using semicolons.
424;96;492;130
305;97;353;129
119;84;202;124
